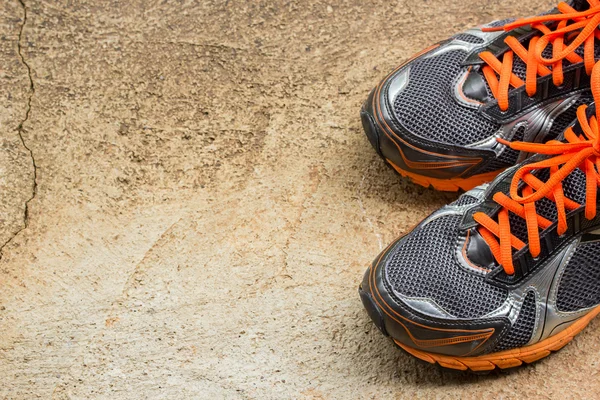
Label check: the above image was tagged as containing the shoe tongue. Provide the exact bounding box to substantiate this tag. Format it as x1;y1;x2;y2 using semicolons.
506;159;588;244
480;157;587;263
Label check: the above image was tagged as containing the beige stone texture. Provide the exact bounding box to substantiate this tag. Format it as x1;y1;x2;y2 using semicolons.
1;0;599;398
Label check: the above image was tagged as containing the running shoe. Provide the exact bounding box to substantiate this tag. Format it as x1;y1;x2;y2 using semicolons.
361;0;600;191
359;61;600;371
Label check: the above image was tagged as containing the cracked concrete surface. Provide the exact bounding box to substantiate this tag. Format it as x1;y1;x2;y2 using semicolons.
1;0;600;398
0;0;34;258
1;0;38;261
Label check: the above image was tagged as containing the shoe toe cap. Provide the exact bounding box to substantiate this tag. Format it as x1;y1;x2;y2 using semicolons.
359;217;511;357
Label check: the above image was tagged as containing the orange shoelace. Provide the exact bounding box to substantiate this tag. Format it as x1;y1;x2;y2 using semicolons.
480;0;600;111
473;60;600;275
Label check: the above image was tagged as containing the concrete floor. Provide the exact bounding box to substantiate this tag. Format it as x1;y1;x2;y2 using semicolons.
1;0;599;398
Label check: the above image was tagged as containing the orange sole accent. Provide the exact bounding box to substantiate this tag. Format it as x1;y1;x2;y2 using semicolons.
386;159;502;192
394;304;600;372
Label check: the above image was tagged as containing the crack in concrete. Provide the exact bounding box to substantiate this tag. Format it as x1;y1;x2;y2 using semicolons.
0;0;38;260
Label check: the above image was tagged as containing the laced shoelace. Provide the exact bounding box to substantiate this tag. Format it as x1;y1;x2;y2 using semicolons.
480;0;600;111
473;60;600;275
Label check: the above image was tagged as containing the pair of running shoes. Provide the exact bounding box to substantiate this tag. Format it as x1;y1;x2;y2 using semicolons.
359;0;600;371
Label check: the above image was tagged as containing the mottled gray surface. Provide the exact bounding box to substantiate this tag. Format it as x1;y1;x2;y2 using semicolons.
2;0;600;398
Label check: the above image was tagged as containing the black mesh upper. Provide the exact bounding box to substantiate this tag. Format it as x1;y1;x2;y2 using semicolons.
511;57;529;81
557;242;600;312
509;212;530;244
451;194;479;207
493;291;537;352
561;167;587;203
452;33;484;44
393;50;501;146
384;214;508;318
